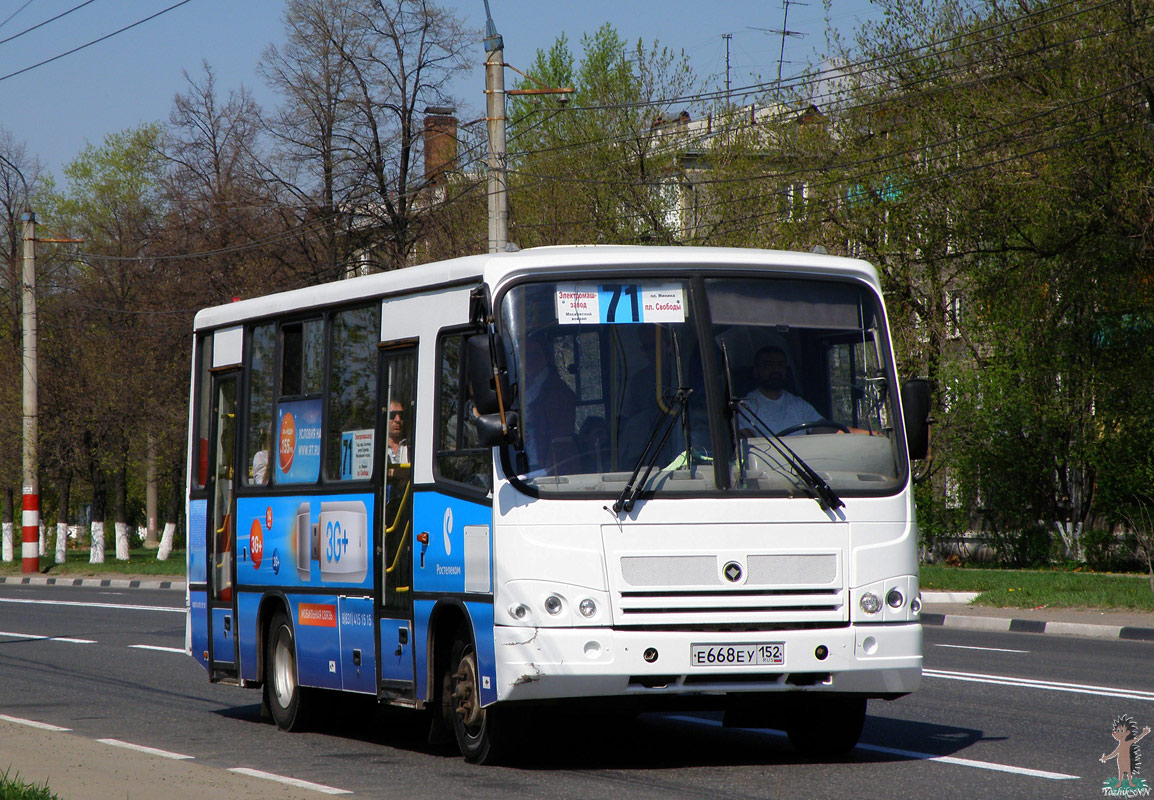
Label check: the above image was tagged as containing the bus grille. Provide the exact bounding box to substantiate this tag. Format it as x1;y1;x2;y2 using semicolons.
613;553;845;627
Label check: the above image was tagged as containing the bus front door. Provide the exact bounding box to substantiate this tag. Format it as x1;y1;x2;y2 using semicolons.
379;344;416;694
205;371;240;682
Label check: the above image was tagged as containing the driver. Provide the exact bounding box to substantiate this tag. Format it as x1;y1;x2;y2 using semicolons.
742;345;820;435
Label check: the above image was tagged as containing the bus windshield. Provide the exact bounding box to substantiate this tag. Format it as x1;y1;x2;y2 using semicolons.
499;274;904;498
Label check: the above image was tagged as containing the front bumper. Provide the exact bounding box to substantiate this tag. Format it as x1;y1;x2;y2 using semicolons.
494;622;922;703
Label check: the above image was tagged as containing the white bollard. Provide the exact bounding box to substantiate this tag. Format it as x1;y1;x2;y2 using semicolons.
89;522;105;564
1;521;12;562
157;522;176;561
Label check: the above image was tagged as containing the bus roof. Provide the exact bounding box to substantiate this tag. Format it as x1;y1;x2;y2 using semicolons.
192;245;880;332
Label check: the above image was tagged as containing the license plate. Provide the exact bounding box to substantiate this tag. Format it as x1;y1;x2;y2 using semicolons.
690;642;785;667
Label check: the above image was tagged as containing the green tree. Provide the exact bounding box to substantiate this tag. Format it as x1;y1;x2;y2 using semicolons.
507;24;696;246
50;125;169;560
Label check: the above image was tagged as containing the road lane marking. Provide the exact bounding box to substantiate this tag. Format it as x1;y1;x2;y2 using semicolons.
229;768;352;795
97;739;194;760
129;644;186;655
933;644;1029;653
857;742;1078;780
668;716;1077;780
0;714;71;732
0;630;96;644
924;668;1154;701
0;597;182;613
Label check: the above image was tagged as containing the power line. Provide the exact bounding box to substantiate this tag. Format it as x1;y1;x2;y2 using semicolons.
0;0;194;83
0;0;100;47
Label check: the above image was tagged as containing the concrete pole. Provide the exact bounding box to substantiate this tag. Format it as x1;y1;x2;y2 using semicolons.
21;209;38;574
483;5;507;253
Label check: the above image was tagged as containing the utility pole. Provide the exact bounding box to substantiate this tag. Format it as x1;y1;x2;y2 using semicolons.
482;0;507;254
722;34;732;106
21;208;38;574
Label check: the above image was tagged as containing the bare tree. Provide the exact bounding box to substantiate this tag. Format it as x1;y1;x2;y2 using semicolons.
260;0;474;277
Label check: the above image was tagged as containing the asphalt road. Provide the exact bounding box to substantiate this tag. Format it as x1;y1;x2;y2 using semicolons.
0;582;1150;799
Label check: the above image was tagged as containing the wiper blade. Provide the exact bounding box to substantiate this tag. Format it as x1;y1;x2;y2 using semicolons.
613;387;692;514
734;402;844;511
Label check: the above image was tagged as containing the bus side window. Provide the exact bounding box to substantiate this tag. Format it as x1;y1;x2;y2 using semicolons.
436;333;491;492
326;305;379;481
245;323;276;486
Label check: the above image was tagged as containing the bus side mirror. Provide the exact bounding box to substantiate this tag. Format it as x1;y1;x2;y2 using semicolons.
474;411;518;448
901;378;932;461
465;334;512;416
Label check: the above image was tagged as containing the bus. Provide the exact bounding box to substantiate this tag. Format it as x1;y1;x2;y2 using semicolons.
186;245;930;764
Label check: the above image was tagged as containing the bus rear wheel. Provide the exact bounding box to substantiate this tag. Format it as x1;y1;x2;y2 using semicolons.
265;611;310;731
785;696;866;758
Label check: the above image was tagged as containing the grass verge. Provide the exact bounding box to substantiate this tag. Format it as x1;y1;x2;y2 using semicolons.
0;549;184;578
921;564;1154;611
0;770;59;800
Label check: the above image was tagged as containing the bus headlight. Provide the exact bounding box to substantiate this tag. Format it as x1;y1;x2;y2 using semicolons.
578;598;597;618
886;588;905;609
544;595;564;616
509;603;530;621
859;592;882;614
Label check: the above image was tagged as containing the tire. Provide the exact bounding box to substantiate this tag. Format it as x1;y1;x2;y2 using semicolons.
264;611;310;731
785;696;867;758
443;630;509;764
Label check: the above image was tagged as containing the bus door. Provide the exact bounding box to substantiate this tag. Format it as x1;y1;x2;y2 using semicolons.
206;370;240;681
379;344;417;693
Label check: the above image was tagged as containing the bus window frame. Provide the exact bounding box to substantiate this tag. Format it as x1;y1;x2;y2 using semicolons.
432;325;494;499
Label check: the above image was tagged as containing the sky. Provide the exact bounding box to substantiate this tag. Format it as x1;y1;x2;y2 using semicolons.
0;0;884;183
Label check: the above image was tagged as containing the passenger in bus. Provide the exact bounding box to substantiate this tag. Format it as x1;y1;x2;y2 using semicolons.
251;426;270;485
741;345;820;435
522;337;577;472
386;401;410;465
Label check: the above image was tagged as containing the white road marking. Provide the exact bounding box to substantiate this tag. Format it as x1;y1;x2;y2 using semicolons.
0;714;71;732
0;597;182;613
668;715;1077;780
857;742;1078;780
129;644;186;655
925;668;1154;701
97;738;194;760
0;630;95;644
229;767;352;795
933;643;1029;653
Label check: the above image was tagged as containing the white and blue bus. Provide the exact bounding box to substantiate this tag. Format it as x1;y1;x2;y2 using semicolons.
186;245;930;763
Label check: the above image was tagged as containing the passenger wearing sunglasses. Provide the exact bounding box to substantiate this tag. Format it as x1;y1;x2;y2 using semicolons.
387;402;409;465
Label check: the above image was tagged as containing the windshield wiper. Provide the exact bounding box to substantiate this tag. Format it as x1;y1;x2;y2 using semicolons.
613;387;692;514
733;402;844;512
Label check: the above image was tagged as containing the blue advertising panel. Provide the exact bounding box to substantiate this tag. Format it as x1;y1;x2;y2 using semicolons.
287;594;342;690
411;492;492;595
276;398;323;484
236;493;375;589
188;499;207;584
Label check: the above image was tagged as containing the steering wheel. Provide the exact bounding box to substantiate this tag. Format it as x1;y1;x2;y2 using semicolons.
775;418;851;436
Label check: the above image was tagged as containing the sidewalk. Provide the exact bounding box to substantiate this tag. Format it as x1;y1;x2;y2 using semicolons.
921;591;1154;642
0;573;185;591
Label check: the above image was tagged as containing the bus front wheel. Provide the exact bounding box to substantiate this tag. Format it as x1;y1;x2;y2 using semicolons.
264;611;310;731
443;631;507;764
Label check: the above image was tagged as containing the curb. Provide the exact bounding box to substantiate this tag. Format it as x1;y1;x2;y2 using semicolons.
0;575;185;591
920;611;1154;642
